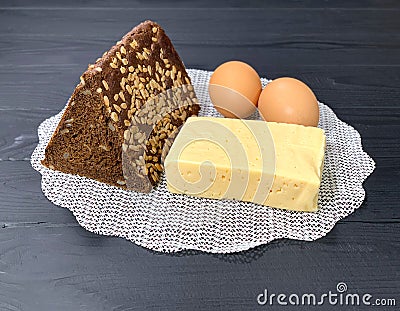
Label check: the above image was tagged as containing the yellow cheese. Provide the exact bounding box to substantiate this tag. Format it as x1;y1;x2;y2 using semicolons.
164;117;326;212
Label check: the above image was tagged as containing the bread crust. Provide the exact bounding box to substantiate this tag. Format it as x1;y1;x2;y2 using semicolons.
42;20;200;191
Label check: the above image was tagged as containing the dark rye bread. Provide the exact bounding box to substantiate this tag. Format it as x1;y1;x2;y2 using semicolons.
42;20;200;192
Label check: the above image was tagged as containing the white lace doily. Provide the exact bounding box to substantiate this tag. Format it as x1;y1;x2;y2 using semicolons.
31;69;375;253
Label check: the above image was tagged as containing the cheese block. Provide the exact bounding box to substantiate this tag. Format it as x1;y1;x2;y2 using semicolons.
164;117;326;212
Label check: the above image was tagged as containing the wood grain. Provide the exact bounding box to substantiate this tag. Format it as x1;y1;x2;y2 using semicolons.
3;0;400;9
0;222;398;311
0;161;77;226
0;8;399;69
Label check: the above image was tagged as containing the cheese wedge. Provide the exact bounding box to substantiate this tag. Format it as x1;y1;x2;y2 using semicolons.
164;117;326;212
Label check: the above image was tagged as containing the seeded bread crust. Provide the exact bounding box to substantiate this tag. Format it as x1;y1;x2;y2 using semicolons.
42;20;200;191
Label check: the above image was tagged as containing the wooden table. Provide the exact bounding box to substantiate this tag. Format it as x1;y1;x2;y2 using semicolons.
0;1;399;310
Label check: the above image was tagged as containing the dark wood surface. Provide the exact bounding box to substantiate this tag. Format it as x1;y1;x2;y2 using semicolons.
0;1;399;310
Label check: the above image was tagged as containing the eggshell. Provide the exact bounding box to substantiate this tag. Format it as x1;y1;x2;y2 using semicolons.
258;77;319;127
209;61;261;118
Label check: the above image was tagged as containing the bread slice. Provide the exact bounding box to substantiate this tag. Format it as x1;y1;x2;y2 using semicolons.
42;20;200;192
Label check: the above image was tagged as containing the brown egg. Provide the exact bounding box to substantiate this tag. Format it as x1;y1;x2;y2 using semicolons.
209;61;262;118
258;77;319;127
